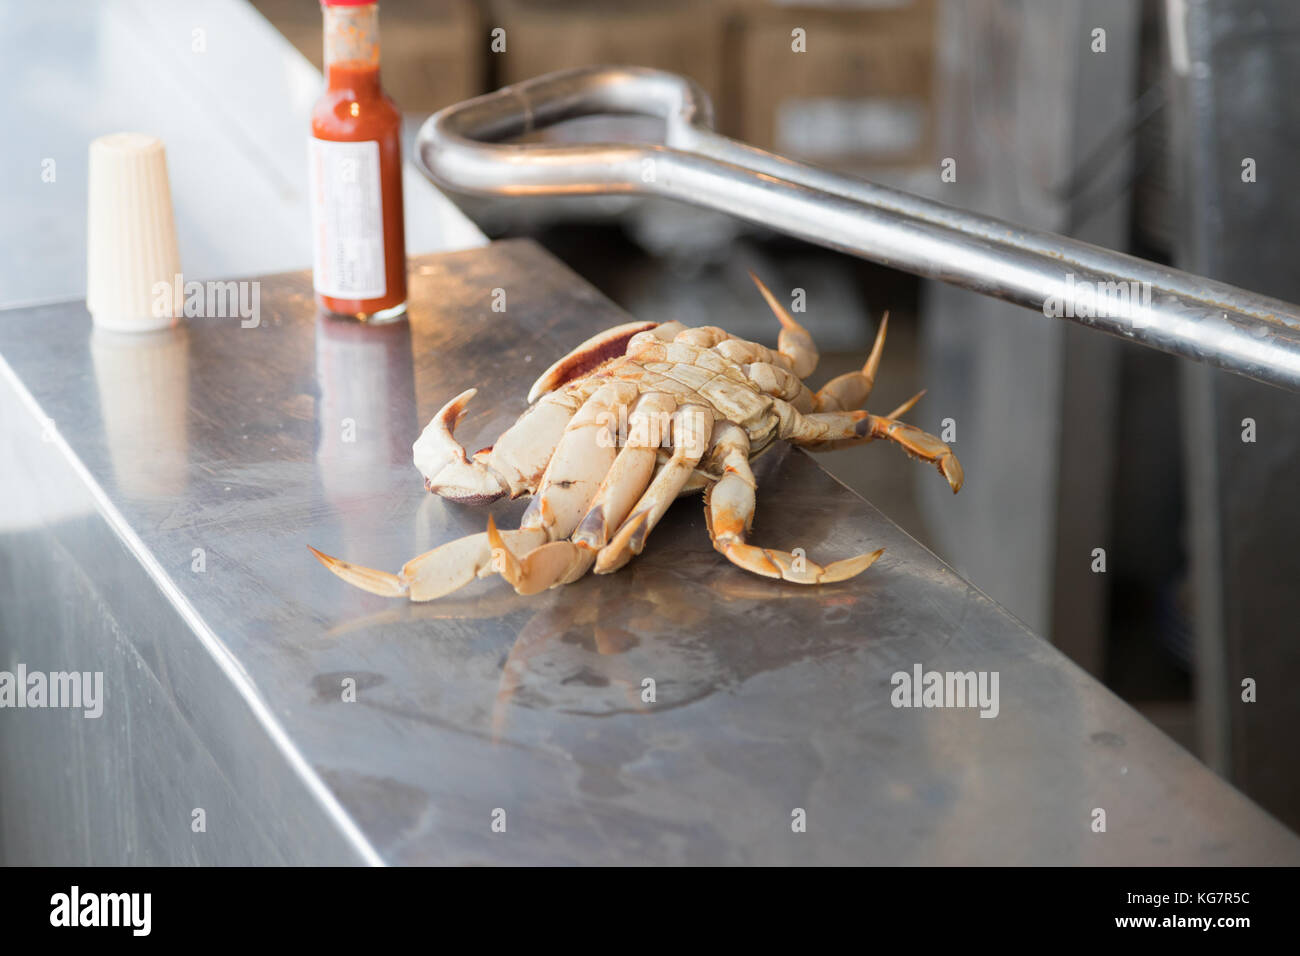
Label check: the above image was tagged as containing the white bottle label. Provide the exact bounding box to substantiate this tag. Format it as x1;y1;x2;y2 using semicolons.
308;137;386;299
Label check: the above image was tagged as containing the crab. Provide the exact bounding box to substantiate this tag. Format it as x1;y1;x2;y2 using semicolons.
309;274;962;601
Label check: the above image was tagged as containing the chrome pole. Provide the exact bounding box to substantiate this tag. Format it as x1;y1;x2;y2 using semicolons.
416;66;1300;392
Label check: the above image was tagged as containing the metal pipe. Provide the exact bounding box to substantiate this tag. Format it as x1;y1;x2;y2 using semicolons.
416;66;1300;392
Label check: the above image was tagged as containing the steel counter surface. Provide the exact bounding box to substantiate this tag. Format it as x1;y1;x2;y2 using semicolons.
1;240;1295;865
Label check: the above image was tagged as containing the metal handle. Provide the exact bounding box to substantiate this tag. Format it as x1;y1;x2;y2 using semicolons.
416;66;1300;392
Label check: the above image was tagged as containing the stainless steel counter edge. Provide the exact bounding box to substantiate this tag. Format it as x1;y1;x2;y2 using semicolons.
0;351;385;865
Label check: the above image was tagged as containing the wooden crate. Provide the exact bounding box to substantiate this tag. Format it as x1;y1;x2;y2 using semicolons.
487;0;723;110
250;0;482;114
725;0;937;168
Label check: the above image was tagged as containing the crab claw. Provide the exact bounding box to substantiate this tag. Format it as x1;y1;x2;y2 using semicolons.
308;523;552;602
307;545;409;598
413;388;509;503
486;515;592;595
717;541;885;584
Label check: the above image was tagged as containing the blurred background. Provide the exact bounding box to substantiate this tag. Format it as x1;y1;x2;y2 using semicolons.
246;0;1298;832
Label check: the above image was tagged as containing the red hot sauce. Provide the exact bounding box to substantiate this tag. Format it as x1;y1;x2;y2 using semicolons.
309;0;407;321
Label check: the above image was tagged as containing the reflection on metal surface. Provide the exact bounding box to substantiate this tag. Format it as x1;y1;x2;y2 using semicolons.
1;242;1298;863
315;311;420;623
325;445;883;737
90;326;190;499
314;311;418;505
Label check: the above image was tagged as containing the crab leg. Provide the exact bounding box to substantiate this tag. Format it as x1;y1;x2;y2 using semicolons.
496;390;678;592
776;399;963;492
712;335;793;372
308;527;549;601
312;382;634;601
703;422;883;583
486;516;592;596
748;272;818;378
743;362;816;411
863;415;964;492
573;391;676;551
483;380;643;594
415;386;587;502
813;313;889;411
519;381;634;539
802;390;926;451
596;402;715;574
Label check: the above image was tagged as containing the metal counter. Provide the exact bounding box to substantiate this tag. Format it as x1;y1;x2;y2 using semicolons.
1;240;1296;864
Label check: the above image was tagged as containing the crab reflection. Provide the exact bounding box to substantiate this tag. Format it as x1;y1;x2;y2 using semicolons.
326;449;880;739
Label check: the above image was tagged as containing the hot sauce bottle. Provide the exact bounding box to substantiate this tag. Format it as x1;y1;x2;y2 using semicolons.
310;0;407;322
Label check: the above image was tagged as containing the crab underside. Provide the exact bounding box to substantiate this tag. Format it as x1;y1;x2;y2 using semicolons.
311;274;962;601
